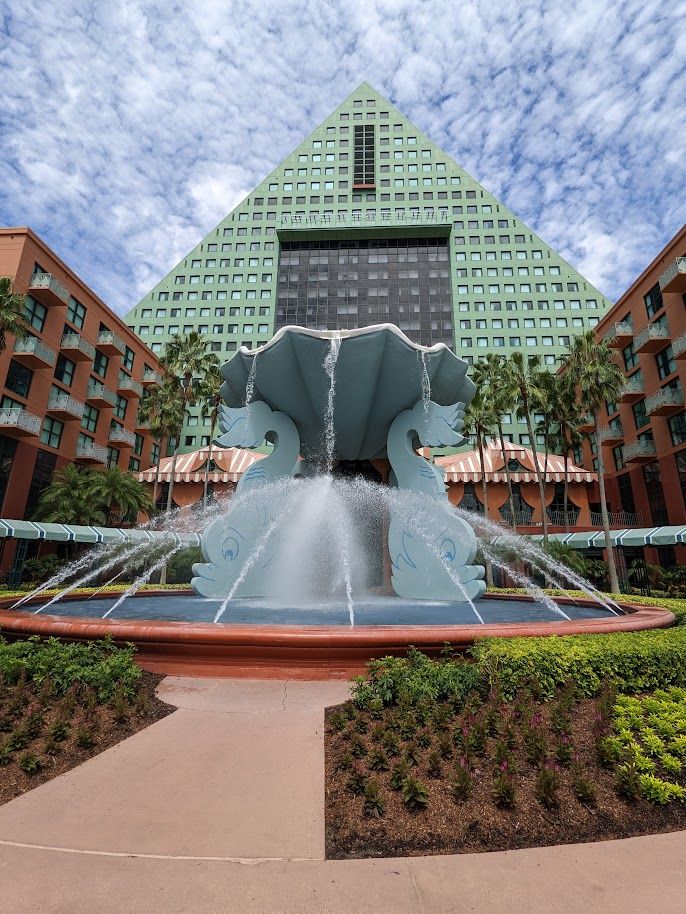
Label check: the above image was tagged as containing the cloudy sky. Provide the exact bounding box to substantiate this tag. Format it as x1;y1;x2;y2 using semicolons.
1;0;684;315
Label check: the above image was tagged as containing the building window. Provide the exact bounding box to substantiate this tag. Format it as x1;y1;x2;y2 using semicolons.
54;354;76;386
40;416;64;449
655;345;676;380
134;433;144;456
81;404;99;433
642;461;667;524
616;472;636;514
644;283;664;319
5;360;32;399
622;342;638;372
93;350;109;378
107;446;120;468
0;436;18;512
632;399;648;430
128;456;140;471
23;450;57;519
669;412;686;446
67;297;86;329
23;295;47;332
123;346;135;371
353;124;375;186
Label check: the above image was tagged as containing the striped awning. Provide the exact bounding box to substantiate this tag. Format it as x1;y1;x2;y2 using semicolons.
138;446;263;484
0;520;200;546
494;526;686;549
436;441;596;484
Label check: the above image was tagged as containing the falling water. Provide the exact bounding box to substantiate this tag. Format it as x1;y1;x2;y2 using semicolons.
323;332;341;473
103;540;186;618
476;539;571;619
11;545;106;610
418;350;431;414
245;354;258;405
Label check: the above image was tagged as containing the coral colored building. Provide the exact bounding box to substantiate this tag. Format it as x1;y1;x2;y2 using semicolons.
0;227;165;579
579;224;686;565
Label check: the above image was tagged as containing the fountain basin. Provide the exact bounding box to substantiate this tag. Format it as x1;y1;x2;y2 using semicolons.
0;593;674;679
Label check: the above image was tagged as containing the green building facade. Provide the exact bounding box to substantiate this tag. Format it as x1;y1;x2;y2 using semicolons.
125;82;611;453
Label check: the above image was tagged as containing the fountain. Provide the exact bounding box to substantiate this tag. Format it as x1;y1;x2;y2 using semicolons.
0;325;674;677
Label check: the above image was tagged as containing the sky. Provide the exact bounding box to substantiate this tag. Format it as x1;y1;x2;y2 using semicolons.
1;0;685;316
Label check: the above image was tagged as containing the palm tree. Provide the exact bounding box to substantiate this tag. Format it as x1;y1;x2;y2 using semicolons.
554;377;583;533
464;387;497;587
508;352;551;544
0;277;28;352
474;354;519;531
562;331;625;594
33;465;106;525
199;363;224;508
88;467;154;525
138;382;184;506
160;332;220;512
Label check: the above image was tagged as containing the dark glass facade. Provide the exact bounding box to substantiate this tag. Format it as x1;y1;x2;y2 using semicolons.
275;237;454;347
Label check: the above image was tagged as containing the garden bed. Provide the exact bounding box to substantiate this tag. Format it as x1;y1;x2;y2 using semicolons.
325;642;686;858
0;637;173;806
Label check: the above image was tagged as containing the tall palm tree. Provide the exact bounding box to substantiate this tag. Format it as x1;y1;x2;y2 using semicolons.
33;465;106;525
199;363;225;508
555;377;583;533
0;277;28;352
160;332;220;512
474;354;519;531
88;467;154;525
138;382;184;506
464;387;497;587
508;352;551;544
562;331;625;594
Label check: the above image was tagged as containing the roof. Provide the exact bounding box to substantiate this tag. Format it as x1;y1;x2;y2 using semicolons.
435;441;597;484
138;446;263;484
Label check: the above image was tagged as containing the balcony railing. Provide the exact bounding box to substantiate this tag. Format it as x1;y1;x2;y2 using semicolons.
589;510;643;527
75;441;108;464
500;510;535;526
116;375;143;398
47;391;85;420
623;438;657;463
646;387;684;416
29;272;69;306
618;375;644;402
108;425;136;447
578;414;595;432
0;407;41;437
86;379;117;407
603;321;633;348
96;330;126;355
659;256;686;294
60;333;96;362
599;422;624;445
546;510;581;527
278;211;452;233
142;368;161;386
672;332;686;361
12;335;56;368
635;321;670;354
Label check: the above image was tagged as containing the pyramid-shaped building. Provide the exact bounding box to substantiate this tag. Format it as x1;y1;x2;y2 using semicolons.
125;82;611;452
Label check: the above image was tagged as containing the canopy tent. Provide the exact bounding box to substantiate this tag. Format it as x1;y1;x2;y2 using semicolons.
138;446;262;485
436;441;596;484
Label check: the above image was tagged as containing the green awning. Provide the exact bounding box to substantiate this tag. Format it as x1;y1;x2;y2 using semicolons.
0;520;200;547
502;527;686;549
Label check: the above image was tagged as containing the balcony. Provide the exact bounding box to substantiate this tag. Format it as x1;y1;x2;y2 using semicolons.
603;321;633;349
108;425;136;447
12;336;56;369
618;375;644;403
142;368;161;387
85;379;117;408
672;332;686;361
277;210;452;240
578;414;595;433
623;438;657;464
28;272;69;307
599;422;624;446
646;387;684;417
75;440;108;465
46;391;84;421
659;256;686;294
134;416;150;431
589;510;643;527
0;407;41;439
635;321;670;354
60;333;96;362
116;375;143;399
96;330;125;356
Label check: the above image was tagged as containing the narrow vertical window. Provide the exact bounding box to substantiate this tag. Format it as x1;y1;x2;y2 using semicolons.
353;124;375;188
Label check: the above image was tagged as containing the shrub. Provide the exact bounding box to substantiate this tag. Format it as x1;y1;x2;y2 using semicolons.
451;759;472;801
18;751;42;775
401;776;429;811
21;555;63;586
363;780;385;818
493;762;516;808
535;761;560;808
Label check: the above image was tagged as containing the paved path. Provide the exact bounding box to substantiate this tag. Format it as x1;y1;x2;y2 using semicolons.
0;677;684;913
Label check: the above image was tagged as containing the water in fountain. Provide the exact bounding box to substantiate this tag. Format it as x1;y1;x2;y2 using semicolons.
244;353;258;405
323;332;341;473
418;350;431;414
104;540;187;618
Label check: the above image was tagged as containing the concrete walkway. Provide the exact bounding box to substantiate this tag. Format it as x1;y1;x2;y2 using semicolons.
0;677;684;913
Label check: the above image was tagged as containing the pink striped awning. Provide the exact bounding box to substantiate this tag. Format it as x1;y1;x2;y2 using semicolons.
138;446;263;484
435;441;596;484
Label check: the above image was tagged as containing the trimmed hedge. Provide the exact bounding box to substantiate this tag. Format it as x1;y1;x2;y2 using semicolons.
0;635;141;701
471;627;686;700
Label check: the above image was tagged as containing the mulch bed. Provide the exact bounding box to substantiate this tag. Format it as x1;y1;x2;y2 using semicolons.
325;697;686;859
0;671;173;806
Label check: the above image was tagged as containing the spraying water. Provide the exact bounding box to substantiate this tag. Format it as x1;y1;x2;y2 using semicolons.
103;540;186;618
245;354;258;405
323;333;341;473
418;350;431;414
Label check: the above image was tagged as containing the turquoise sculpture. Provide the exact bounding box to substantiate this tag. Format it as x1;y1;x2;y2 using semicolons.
191;324;485;602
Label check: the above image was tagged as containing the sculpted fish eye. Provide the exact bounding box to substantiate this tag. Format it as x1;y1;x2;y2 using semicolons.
222;537;240;561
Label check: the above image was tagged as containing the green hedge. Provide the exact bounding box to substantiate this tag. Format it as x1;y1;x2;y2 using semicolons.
0;635;141;701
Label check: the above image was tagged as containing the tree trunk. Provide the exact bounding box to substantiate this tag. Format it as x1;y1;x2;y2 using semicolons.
476;432;494;588
498;422;517;533
203;413;217;509
165;445;180;513
595;415;622;594
563;448;570;534
152;444;161;508
543;427;551;528
523;398;549;544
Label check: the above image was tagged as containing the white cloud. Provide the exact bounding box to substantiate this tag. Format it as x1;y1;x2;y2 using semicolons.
0;0;684;313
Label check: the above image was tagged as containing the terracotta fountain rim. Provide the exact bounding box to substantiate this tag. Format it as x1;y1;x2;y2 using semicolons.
0;591;675;680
